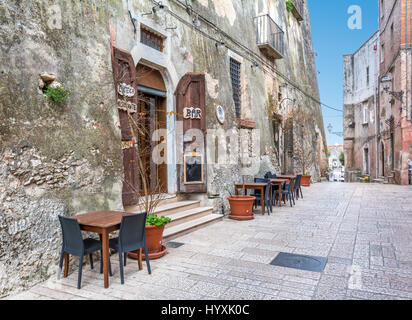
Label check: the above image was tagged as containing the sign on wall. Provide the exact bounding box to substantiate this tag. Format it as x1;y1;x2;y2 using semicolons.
216;105;225;124
117;83;136;97
117;99;137;114
184;152;204;184
183;107;202;119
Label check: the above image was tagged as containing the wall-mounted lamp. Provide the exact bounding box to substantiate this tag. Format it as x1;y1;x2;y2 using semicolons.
251;61;259;69
381;75;403;102
193;14;200;27
215;40;225;48
142;1;165;16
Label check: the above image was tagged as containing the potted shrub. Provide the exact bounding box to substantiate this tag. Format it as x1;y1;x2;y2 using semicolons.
141;214;171;260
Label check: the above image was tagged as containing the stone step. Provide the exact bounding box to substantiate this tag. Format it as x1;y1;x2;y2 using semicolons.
154;200;200;216
126;200;200;216
163;214;223;240
165;206;214;228
124;194;178;212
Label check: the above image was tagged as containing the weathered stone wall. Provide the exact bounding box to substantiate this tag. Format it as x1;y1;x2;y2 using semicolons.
0;0;327;296
0;0;124;297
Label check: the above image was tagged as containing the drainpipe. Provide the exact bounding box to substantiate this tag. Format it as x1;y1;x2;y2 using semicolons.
409;0;412;123
377;73;381;177
406;0;410;121
375;39;379;179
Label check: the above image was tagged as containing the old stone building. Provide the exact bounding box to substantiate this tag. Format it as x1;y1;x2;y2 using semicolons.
344;0;412;185
378;0;412;185
0;0;327;296
343;31;380;182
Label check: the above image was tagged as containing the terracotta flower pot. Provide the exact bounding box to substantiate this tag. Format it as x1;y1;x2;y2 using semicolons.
301;175;311;186
128;224;167;260
228;195;256;221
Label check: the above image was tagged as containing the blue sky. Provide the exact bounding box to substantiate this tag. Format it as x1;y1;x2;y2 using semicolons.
307;0;379;146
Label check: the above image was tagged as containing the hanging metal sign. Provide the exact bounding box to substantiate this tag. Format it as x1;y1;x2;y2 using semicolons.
117;83;136;97
183;107;202;119
117;99;137;114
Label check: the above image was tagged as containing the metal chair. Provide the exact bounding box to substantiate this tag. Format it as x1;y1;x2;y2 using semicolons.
264;172;277;179
280;178;296;207
273;181;286;205
58;215;103;289
294;174;303;199
264;172;279;205
108;212;151;284
252;178;273;215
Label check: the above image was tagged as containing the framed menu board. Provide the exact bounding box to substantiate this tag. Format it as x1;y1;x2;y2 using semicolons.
184;152;204;184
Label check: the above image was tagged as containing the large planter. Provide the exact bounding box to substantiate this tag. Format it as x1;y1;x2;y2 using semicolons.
301;175;311;186
128;224;167;260
228;195;256;221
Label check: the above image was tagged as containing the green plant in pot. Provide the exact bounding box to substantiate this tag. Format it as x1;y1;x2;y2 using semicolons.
143;214;171;260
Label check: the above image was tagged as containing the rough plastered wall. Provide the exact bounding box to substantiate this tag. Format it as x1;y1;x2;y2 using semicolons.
0;0;124;297
0;0;328;296
343;32;379;181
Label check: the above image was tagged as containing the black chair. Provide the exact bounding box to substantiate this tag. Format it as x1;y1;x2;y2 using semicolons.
264;172;277;179
295;174;303;199
273;181;286;206
58;215;103;289
280;178;296;207
252;178;273;215
264;172;278;205
108;212;151;284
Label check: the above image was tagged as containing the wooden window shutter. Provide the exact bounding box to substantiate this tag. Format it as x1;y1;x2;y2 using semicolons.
112;47;138;141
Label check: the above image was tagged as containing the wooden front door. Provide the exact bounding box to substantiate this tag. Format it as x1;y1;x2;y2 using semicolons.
111;47;140;206
138;93;167;194
175;73;207;193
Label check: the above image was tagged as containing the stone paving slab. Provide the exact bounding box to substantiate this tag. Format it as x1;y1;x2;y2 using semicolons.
4;182;412;300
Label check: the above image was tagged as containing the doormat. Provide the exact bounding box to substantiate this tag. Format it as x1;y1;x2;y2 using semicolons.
270;252;327;273
165;241;185;248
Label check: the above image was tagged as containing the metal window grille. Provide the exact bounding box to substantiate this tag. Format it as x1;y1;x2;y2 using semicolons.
140;28;164;52
230;58;241;118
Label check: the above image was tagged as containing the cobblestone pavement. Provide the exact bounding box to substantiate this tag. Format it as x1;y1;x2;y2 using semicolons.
4;182;412;300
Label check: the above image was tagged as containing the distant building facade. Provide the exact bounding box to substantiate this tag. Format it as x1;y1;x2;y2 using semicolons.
378;0;412;185
343;31;380;182
343;0;412;185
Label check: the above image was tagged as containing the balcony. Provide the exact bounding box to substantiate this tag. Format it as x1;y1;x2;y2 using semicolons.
254;14;284;59
291;0;304;21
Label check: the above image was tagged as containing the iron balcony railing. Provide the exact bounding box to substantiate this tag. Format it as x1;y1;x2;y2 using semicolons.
292;0;304;21
254;14;284;59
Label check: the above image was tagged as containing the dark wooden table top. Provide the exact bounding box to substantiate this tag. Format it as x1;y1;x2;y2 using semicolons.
270;178;288;183
74;210;131;229
276;175;296;179
235;183;267;188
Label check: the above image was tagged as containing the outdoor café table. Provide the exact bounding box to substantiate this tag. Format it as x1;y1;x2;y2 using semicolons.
234;183;268;215
276;175;296;197
276;174;296;181
269;178;289;207
73;210;132;289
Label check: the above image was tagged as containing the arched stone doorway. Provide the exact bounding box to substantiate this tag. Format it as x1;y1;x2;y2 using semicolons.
136;63;168;194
